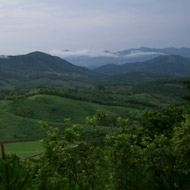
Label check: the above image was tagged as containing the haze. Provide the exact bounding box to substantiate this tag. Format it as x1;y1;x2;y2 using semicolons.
0;0;189;55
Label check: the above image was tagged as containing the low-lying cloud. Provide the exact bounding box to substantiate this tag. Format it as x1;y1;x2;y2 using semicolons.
50;49;118;58
123;51;165;58
50;49;165;58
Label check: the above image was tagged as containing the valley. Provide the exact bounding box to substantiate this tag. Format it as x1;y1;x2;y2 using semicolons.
0;51;190;189
0;52;189;145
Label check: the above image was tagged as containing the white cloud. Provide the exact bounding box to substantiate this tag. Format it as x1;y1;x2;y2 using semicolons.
50;49;166;58
124;51;165;58
50;49;118;58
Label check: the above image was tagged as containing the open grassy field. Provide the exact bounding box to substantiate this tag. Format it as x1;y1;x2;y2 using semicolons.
4;141;43;158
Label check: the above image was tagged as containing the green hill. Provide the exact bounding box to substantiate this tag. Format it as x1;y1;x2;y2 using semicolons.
0;92;139;142
10;94;135;123
0;51;97;76
0;52;102;89
94;55;190;76
82;77;188;110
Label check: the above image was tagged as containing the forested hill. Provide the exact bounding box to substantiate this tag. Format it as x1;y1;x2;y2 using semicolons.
94;55;190;76
100;72;174;85
0;51;96;77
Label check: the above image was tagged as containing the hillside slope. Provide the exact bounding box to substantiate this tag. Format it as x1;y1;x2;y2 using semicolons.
0;52;102;89
0;92;138;141
100;72;174;85
94;55;190;76
0;71;30;89
0;51;96;77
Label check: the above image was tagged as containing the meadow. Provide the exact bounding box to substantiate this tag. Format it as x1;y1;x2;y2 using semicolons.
4;141;43;158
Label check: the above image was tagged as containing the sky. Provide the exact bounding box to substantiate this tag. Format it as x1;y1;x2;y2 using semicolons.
0;0;189;55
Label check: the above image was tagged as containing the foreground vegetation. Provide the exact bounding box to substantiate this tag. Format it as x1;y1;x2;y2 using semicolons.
0;78;190;189
0;105;190;190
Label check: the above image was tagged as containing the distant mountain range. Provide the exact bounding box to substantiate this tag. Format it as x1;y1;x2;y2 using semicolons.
0;51;190;90
94;55;190;77
51;47;190;68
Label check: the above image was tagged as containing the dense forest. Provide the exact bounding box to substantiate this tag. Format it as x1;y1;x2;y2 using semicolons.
0;80;190;190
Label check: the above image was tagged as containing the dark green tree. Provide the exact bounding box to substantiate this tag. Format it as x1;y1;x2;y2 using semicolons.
183;79;190;101
0;154;30;190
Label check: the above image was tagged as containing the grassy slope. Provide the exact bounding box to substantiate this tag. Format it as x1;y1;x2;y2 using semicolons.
11;94;135;123
4;141;43;158
0;94;138;142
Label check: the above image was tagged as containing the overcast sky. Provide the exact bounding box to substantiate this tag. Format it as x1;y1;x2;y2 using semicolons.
0;0;189;55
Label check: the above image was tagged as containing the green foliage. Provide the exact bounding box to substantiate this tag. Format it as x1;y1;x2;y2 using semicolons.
2;107;190;190
140;106;189;136
116;116;128;128
0;154;30;190
173;115;190;176
86;109;108;127
0;77;190;190
64;124;83;143
183;79;190;101
143;134;178;190
30;123;109;190
106;130;145;190
105;112;190;190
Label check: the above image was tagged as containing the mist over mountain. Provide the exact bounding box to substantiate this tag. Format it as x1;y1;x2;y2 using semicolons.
51;47;190;68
